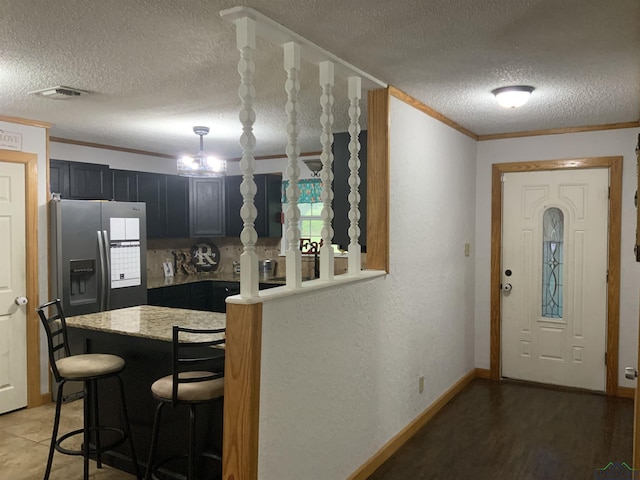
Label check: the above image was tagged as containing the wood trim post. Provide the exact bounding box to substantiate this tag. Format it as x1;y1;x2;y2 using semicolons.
223;302;263;480
607;157;622;395
490;157;623;395
0;150;41;407
366;88;390;272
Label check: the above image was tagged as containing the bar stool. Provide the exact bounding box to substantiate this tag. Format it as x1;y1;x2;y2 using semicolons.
37;299;142;480
145;325;225;480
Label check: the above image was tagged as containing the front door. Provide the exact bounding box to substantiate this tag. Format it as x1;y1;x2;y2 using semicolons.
501;168;609;391
0;160;28;413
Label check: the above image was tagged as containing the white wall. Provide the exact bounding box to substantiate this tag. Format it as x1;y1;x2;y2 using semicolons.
257;96;477;479
50;141;317;177
474;127;640;387
0;120;49;394
50;141;177;174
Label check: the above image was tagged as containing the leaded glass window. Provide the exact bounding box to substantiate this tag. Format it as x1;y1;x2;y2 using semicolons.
542;208;564;318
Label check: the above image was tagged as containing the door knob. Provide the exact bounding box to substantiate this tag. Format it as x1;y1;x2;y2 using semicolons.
502;283;512;292
625;366;638;380
14;296;28;306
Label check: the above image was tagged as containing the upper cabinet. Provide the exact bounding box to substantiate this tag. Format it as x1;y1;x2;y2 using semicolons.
137;173;190;239
190;177;225;237
50;159;112;200
112;169;138;202
332;130;367;251
225;173;282;239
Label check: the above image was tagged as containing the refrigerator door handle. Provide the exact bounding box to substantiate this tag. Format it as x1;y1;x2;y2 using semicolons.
102;230;111;311
97;230;107;312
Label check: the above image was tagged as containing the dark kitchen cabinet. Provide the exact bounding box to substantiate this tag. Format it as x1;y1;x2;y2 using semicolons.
112;170;138;202
137;172;167;239
50;159;111;200
226;174;282;238
116;171;189;239
49;159;70;198
69;161;112;200
147;281;240;313
190;177;225;237
332;130;367;251
166;175;190;238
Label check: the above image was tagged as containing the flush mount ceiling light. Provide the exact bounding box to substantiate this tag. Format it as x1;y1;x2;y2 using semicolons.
177;126;226;177
491;85;535;109
302;158;323;177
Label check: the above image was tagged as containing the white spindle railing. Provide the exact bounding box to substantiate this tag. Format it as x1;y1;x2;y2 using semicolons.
319;61;335;281
283;42;303;289
221;7;386;296
347;76;362;275
235;16;259;298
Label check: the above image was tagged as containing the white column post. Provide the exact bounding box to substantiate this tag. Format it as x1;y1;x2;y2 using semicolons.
284;42;302;288
319;61;335;281
236;17;259;298
347;76;362;275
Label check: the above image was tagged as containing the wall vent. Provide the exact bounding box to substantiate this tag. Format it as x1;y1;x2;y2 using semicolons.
28;86;88;99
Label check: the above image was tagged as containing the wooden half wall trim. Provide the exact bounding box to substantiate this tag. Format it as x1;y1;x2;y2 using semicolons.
223;302;263;480
367;88;391;272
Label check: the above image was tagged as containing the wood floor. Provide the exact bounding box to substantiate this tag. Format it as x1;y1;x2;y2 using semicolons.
369;379;634;480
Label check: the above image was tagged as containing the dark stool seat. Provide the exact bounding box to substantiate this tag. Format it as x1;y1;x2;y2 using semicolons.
37;299;142;480
145;326;225;480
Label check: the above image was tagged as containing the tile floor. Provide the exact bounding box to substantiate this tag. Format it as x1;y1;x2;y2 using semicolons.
0;400;135;480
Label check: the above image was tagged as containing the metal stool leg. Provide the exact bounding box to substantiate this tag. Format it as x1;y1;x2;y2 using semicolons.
91;379;103;468
43;382;65;480
188;405;197;480
115;375;142;480
82;381;90;480
145;402;165;480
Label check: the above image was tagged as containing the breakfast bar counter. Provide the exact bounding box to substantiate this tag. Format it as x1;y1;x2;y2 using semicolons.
65;305;226;479
66;305;226;342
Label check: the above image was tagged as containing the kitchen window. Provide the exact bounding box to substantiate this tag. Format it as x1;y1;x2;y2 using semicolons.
281;178;340;255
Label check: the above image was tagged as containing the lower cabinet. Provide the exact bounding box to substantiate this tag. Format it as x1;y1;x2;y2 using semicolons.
148;281;240;313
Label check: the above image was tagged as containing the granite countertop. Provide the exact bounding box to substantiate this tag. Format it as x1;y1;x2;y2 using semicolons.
65;305;226;343
147;272;286;289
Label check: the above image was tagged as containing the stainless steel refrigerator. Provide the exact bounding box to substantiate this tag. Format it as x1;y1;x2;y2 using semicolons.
49;199;147;401
50;198;147;316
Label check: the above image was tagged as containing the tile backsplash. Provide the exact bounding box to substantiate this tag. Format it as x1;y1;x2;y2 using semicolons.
147;237;282;277
147;237;366;278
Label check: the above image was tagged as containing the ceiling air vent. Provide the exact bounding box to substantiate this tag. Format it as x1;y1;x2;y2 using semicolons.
28;86;88;99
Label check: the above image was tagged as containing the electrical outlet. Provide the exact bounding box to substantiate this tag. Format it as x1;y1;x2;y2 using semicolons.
419;375;425;394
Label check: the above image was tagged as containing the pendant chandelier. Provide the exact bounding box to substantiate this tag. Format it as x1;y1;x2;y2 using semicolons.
177;126;226;177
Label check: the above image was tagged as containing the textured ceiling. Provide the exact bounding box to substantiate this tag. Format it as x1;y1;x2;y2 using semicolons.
1;0;638;159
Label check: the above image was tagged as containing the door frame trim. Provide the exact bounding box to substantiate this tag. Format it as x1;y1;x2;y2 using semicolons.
0;150;40;407
490;156;622;395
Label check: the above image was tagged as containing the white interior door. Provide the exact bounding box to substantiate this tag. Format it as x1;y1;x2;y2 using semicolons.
501;168;609;391
0;160;28;414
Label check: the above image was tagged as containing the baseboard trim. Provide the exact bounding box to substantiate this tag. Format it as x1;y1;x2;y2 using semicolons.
617;386;635;399
347;368;477;480
40;393;52;406
475;368;491;379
